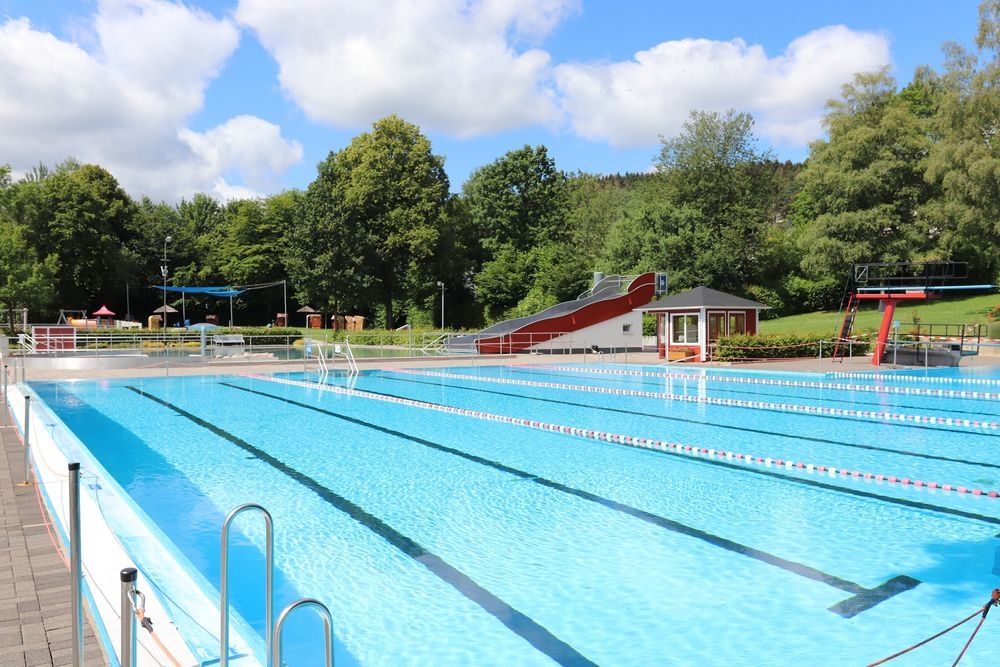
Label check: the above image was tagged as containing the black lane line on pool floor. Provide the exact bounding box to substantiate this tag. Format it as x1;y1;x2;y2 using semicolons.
371;373;1000;472
123;386;597;667
223;381;919;619
313;376;1000;528
510;367;1000;418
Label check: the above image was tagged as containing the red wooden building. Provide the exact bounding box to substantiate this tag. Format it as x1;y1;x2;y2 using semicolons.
639;286;770;361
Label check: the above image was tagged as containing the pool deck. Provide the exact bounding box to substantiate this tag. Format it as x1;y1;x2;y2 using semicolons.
3;349;999;665
0;420;108;666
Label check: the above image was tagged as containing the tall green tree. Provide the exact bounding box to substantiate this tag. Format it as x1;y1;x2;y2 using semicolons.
462;145;573;320
464;145;570;254
794;69;937;298
5;162;135;312
0;220;59;330
654;109;778;293
290;116;449;327
924;0;1000;282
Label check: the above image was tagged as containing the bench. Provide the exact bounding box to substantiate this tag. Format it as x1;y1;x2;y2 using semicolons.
212;334;245;346
212;334;246;356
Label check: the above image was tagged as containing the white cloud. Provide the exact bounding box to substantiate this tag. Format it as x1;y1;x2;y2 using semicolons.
554;25;891;149
0;1;302;201
179;116;304;195
235;0;579;137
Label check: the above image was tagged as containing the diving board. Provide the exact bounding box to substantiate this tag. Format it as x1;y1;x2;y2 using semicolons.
834;262;995;367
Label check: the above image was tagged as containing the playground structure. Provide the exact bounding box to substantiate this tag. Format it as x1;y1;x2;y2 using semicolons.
833;261;994;367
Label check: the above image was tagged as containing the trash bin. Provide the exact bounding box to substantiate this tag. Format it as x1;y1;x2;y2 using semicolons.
148;315;162;330
344;315;356;331
307;313;322;328
206;314;220;325
275;313;287;327
354;316;365;331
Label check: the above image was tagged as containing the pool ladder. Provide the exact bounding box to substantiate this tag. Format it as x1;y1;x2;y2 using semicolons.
220;504;334;667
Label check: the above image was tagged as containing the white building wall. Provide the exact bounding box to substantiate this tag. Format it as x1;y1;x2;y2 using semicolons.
527;311;644;351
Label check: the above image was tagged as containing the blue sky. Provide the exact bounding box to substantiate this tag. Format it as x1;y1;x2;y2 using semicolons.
0;1;983;201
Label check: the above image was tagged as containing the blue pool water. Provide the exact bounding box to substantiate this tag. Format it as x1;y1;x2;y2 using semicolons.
26;363;1000;666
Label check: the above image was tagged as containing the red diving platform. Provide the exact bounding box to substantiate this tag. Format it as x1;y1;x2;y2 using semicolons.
833;262;993;366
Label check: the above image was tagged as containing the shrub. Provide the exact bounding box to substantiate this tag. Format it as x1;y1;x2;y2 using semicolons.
714;333;870;360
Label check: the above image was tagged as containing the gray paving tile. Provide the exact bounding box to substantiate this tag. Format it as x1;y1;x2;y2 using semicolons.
0;425;109;666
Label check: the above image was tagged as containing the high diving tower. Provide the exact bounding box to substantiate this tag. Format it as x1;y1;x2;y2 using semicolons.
833;261;993;366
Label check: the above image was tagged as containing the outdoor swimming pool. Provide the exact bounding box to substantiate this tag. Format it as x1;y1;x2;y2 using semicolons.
20;362;1000;665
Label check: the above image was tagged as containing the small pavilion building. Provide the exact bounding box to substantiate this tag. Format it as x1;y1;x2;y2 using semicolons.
638;286;770;361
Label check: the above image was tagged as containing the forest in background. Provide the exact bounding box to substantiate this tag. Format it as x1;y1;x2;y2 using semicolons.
2;2;999;332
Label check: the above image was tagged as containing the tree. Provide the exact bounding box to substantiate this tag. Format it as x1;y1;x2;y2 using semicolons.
655;109;778;293
463;145;570;253
290;116;450;327
791;69;939;307
923;0;1000;282
4;162;136;313
0;220;59;330
462;145;572;320
286;170;366;316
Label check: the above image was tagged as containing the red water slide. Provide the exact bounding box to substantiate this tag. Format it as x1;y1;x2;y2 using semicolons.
475;272;656;354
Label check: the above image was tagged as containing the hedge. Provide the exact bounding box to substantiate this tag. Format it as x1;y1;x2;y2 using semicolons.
73;326;302;346
713;333;870;360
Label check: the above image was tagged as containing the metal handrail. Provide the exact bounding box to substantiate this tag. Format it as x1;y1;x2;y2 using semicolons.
220;504;273;667
340;338;358;373
271;598;334;667
310;340;329;373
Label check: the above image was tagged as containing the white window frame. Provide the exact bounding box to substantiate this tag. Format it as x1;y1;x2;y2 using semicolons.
671;313;699;345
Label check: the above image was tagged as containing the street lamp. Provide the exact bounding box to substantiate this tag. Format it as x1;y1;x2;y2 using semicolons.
161;236;172;331
436;281;445;330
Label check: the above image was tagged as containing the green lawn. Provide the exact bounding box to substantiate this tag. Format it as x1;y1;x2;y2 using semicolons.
759;292;1000;337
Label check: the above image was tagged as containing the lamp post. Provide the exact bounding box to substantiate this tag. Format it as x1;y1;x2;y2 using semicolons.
161;236;172;333
436;281;445;330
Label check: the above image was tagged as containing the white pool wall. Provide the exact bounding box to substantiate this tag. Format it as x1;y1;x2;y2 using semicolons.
7;383;262;666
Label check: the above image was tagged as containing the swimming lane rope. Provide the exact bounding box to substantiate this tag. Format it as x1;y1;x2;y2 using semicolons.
828;371;1000;387
522;364;1000;401
396;368;1000;432
241;373;1000;499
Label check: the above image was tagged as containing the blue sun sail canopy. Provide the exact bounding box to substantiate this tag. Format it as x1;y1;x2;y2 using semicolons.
153;285;246;298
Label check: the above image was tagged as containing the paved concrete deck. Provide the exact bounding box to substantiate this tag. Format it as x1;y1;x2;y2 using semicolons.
2;348;998;666
0;418;108;666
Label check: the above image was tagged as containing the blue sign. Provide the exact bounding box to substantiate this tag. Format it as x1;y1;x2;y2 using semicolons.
655;272;668;294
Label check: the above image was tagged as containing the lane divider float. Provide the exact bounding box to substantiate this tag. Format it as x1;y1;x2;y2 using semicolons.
392;368;1000;432
828;371;1000;387
240;373;1000;500
520;364;1000;402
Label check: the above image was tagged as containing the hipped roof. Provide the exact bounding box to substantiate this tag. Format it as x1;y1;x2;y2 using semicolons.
639;286;770;311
